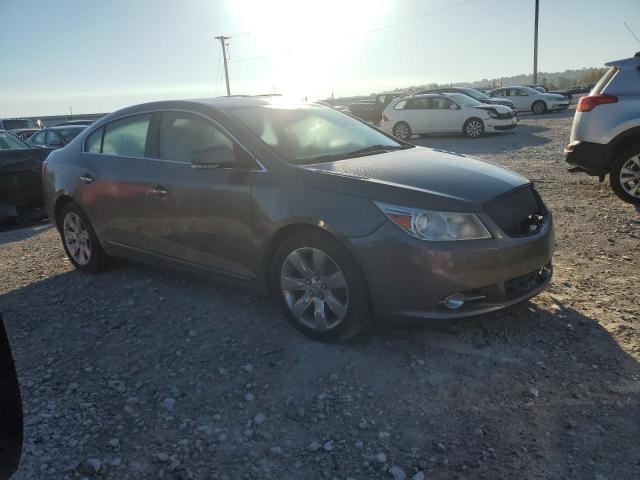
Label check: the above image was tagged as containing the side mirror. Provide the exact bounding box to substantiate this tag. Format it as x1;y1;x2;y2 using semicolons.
191;144;236;168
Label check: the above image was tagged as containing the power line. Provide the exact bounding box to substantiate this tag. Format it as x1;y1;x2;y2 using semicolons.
624;22;640;45
228;0;483;64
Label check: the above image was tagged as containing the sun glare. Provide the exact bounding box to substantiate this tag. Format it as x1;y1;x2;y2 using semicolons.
232;0;388;99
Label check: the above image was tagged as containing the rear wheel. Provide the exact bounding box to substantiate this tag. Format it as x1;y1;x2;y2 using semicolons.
610;147;640;205
392;122;412;140
59;202;110;273
272;230;371;342
532;100;547;114
463;118;484;138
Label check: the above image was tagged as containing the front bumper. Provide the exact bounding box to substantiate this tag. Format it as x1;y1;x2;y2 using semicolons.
350;213;554;321
550;102;570;110
564;140;613;175
486;118;518;132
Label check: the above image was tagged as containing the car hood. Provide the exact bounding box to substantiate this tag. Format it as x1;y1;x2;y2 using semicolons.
546;93;566;100
486;98;515;107
301;146;530;210
471;104;513;114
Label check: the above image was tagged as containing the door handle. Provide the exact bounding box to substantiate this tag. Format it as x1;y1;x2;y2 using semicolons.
79;174;94;184
150;186;169;197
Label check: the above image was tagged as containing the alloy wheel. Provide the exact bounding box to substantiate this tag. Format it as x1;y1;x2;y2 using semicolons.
619;154;640;199
466;120;483;138
63;212;92;266
280;247;349;332
393;123;410;140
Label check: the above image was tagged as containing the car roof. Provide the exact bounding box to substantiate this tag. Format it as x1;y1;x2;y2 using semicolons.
606;53;640;68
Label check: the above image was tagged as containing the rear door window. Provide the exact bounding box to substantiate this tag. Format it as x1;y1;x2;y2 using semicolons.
85;127;103;153
158;111;232;163
102;114;151;157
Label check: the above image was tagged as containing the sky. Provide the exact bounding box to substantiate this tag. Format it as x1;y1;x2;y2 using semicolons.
0;0;638;117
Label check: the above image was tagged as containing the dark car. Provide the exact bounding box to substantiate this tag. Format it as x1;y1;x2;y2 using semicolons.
0;118;42;141
28;126;86;150
0;314;23;480
43;97;554;341
413;87;518;114
526;84;573;101
348;93;405;123
0;130;50;223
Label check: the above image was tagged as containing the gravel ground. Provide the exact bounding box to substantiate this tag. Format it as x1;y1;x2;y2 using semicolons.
1;107;639;480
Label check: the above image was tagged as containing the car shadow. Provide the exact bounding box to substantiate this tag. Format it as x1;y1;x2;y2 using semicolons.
410;123;551;156
3;264;639;479
0;221;53;246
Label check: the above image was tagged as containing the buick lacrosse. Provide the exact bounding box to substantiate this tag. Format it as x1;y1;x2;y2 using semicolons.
43;96;553;341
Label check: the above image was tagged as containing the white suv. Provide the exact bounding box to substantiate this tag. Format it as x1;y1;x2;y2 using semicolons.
565;52;640;204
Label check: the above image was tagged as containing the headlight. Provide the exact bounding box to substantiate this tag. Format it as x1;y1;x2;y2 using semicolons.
375;202;491;241
486;110;498;118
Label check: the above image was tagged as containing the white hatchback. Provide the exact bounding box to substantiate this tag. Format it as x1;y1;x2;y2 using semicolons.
380;93;517;140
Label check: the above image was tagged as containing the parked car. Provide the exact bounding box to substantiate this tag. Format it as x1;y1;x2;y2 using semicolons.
348;93;405;123
380;93;517;140
567;85;591;95
0;130;51;223
0;118;42;141
54;119;97;127
28;126;86;150
526;84;573;100
43;97;553;341
488;86;569;114
565;52;640;204
413;87;518;114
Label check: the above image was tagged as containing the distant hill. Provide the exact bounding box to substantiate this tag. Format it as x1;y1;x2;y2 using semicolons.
328;66;608;105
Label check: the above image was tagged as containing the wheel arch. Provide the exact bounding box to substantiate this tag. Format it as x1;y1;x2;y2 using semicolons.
53;194;75;230
261;222;373;312
610;127;640;162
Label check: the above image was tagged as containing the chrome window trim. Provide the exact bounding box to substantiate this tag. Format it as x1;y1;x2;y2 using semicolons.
81;108;267;173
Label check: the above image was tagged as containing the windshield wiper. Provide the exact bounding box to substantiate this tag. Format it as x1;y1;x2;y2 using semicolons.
297;144;412;165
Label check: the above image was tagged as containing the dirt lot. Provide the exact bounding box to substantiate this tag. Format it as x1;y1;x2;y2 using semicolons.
1;107;639;480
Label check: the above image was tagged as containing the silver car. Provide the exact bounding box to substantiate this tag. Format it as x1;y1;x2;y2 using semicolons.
43;97;554;341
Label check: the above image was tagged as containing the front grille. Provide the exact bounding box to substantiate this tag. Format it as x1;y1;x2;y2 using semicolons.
484;184;546;237
17;132;31;140
496;111;513;119
504;264;551;300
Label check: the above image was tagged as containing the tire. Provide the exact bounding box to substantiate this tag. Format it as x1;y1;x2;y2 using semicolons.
463;118;484;138
609;146;640;205
58;202;110;273
392;122;412;141
532;100;547;114
272;229;371;342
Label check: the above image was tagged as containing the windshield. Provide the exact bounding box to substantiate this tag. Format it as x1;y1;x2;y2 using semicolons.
460;88;490;100
229;104;406;164
444;93;483;107
58;127;84;142
2;119;37;130
521;86;542;95
0;131;29;150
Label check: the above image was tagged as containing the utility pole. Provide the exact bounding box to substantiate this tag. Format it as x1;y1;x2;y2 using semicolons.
215;35;231;96
533;0;539;84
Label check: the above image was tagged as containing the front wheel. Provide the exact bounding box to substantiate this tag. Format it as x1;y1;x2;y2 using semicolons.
392;122;412;141
609;147;640;205
532;100;547;114
463;118;484;138
59;202;110;273
272;230;371;342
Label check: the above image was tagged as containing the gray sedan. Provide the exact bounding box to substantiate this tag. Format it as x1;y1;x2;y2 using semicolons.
42;96;554;341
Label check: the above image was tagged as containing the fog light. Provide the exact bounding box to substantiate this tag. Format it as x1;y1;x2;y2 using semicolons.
442;293;466;310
